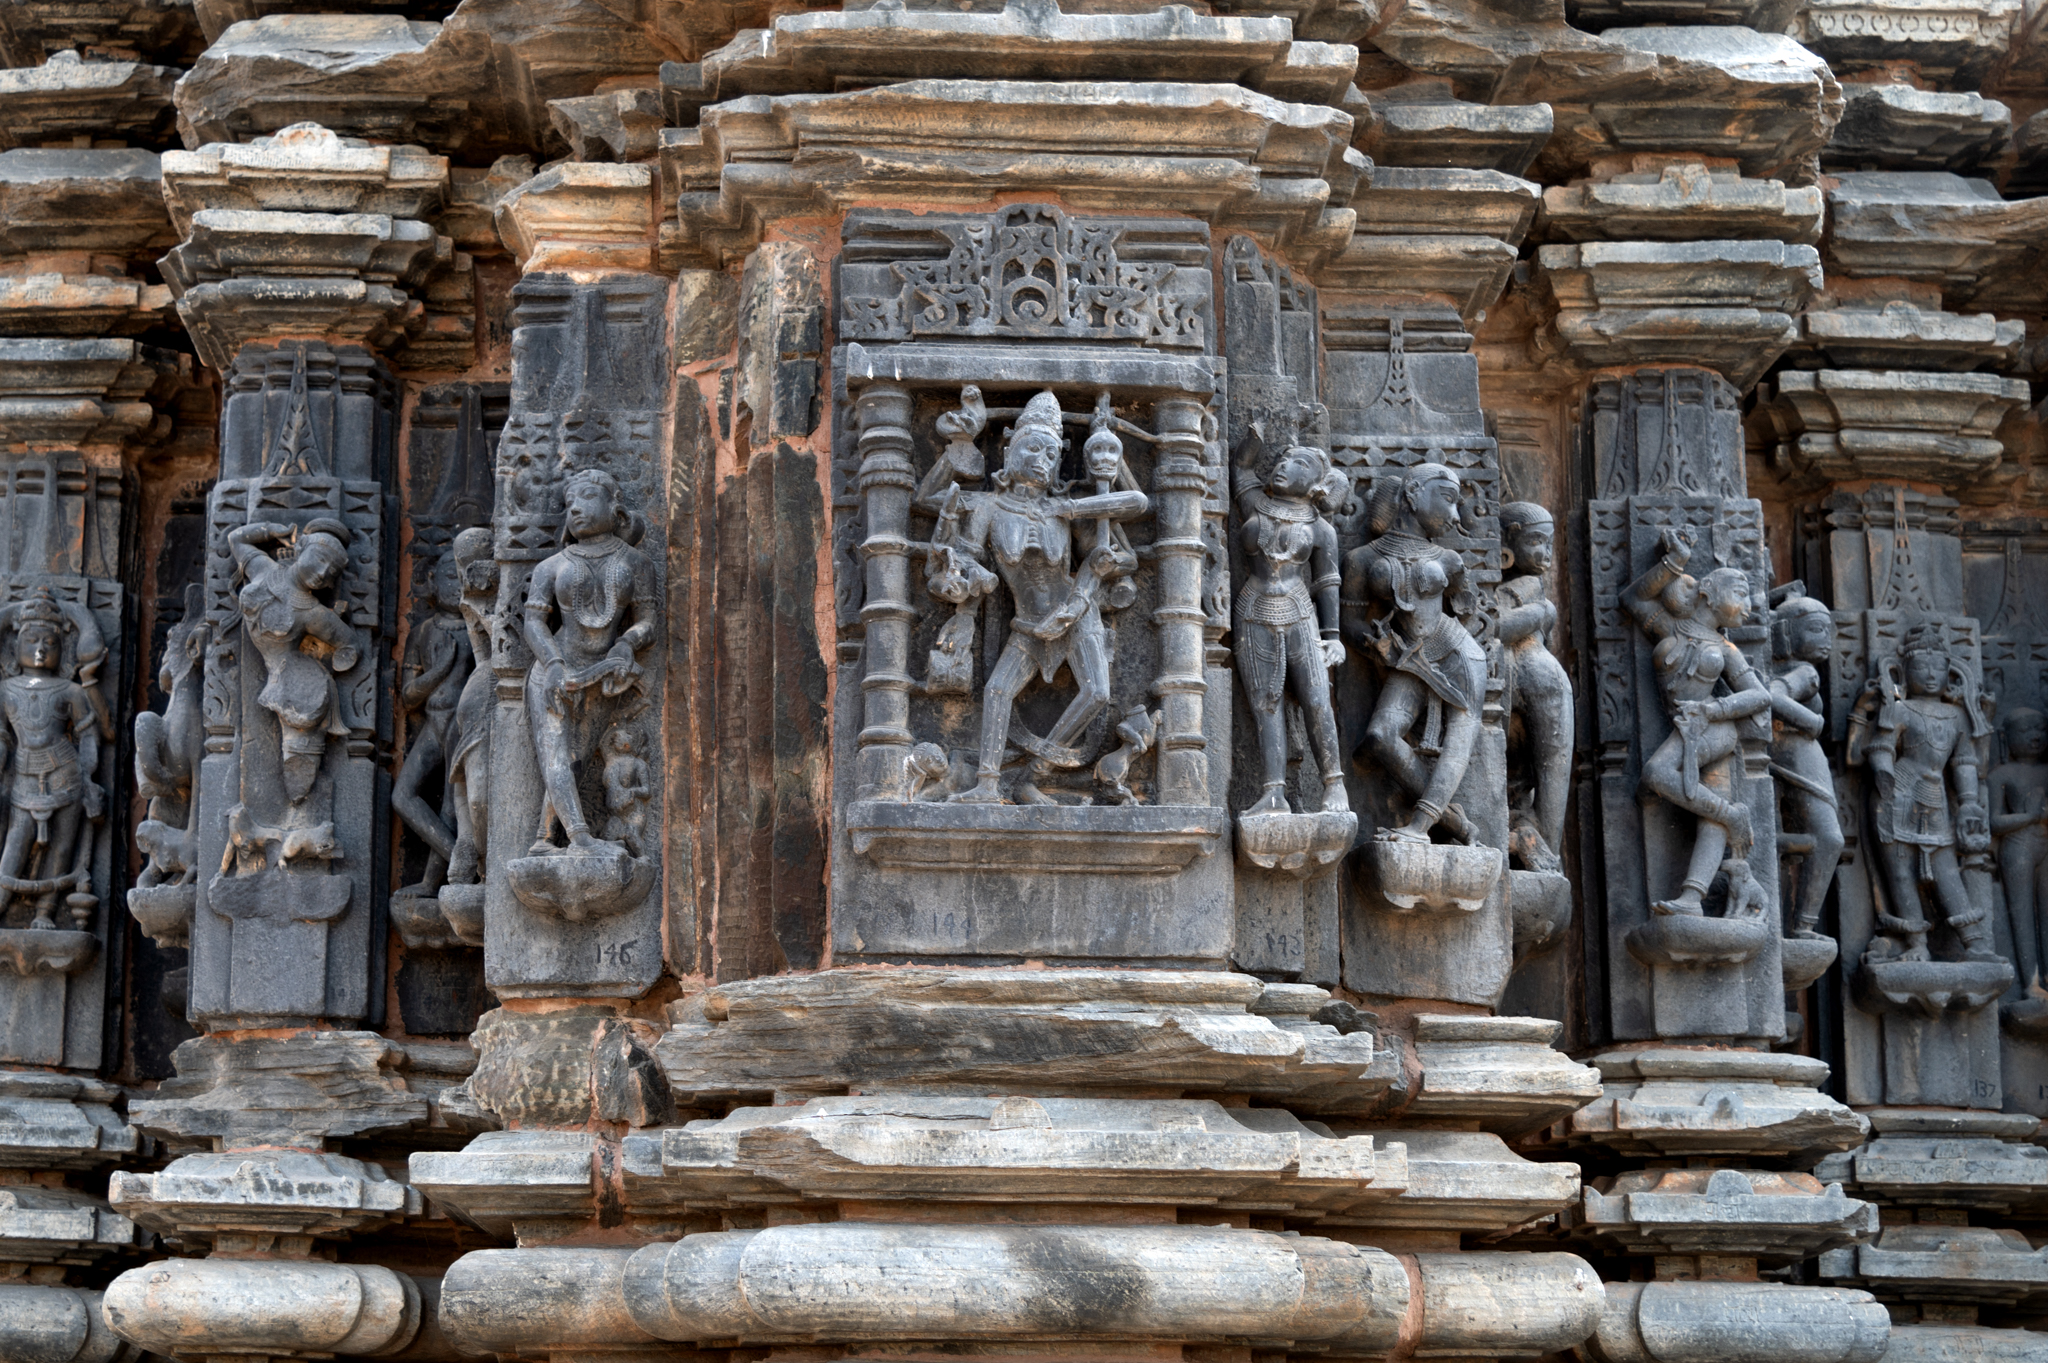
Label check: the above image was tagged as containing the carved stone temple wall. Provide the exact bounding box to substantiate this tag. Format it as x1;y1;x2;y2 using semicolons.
12;0;2048;1360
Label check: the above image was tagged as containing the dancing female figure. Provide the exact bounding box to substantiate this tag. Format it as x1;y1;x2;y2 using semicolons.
1343;462;1486;843
1623;526;1770;916
228;518;358;806
945;391;1147;806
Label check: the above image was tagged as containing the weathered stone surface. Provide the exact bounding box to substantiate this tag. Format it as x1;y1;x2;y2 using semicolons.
1348;81;1553;176
1581;1280;1889;1363
0;1285;134;1363
666;1;1354;119
0;338;183;447
159;124;451;368
127;1031;427;1145
1492;26;1843;184
1792;282;2025;370
647;1095;1396;1212
663;81;1361;267
655;969;1399;1111
0;0;202;65
1320;1128;1583;1231
439;1248;656;1358
407;1121;606;1227
1758;369;2031;489
1570;1166;1878;1259
494;162;655;273
0;1186;144;1266
1821;1223;2048;1305
102;1259;422;1359
1554;1050;1869;1159
1828;83;2010;172
0;1071;143;1170
161;122;447;223
1533;241;1820;386
1813;1111;2048;1210
110;1149;421;1241
548;87;665;163
0;52;176;151
1353;166;1540;244
1406;1014;1602;1132
1790;0;2020;87
176;16;488;152
1877;1323;2048;1360
0;149;171;263
620;1223;1413;1346
1312;231;1518;318
175;0;683;157
460;1006;673;1130
1823;172;2048;310
1540;154;1822;243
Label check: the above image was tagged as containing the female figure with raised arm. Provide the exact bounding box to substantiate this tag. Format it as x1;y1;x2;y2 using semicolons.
1623;525;1771;917
944;391;1148;806
228;518;358;806
523;468;657;855
1343;462;1486;843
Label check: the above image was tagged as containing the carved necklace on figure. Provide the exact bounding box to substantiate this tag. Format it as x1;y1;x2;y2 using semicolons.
559;537;634;630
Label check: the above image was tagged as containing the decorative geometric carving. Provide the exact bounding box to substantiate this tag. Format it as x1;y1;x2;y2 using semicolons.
840;204;1207;350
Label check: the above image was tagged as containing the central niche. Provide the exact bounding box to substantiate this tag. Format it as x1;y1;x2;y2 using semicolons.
830;205;1231;968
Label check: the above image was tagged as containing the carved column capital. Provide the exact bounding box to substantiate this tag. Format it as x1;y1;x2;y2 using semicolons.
159;123;453;370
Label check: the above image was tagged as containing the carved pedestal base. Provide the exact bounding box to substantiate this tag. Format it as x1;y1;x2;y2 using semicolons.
837;803;1230;966
125;882;193;948
1781;935;1839;991
504;843;654;923
1365;838;1504;913
1236;810;1356;877
1623;915;1772;1040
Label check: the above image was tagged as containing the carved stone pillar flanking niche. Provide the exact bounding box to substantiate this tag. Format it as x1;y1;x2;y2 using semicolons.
183;344;396;1027
829;203;1230;967
1796;487;2012;1107
483;275;668;1000
1324;305;1521;1008
1584;366;1787;1044
389;382;504;1035
1220;236;1351;986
